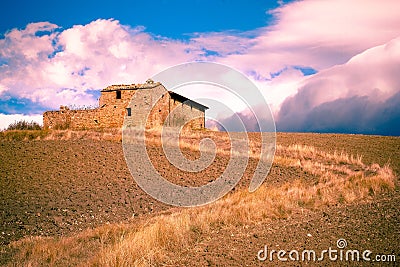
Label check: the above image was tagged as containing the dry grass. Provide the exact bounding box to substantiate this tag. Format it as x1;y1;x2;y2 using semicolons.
4;140;397;266
0;129;50;141
0;128;123;142
7;223;130;266
43;128;122;142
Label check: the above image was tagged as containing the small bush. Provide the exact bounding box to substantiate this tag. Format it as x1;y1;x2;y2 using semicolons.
6;120;42;130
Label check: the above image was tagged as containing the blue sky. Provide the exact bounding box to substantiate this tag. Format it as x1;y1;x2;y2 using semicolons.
1;0;282;39
0;0;399;135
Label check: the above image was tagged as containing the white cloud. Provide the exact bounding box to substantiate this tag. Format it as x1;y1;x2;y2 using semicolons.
254;67;305;115
294;36;400;108
0;113;43;130
0;22;59;60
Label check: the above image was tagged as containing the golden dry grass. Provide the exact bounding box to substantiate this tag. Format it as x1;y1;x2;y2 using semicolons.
43;128;123;142
5;139;396;266
0;129;50;141
0;128;124;142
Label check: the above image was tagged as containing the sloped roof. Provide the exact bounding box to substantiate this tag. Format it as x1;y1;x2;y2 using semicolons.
168;91;208;111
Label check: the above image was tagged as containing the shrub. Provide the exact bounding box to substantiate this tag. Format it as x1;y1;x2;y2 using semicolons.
6;120;42;130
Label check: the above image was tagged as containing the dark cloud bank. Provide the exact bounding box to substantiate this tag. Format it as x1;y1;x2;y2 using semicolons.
277;92;400;136
212;92;400;136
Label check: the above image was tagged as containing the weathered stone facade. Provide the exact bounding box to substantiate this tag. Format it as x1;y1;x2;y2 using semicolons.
43;80;208;130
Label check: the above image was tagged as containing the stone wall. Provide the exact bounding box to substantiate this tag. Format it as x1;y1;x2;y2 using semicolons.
124;83;168;128
125;86;206;129
43;107;101;129
166;98;205;129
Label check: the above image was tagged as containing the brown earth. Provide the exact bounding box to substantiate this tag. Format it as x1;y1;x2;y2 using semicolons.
0;132;399;265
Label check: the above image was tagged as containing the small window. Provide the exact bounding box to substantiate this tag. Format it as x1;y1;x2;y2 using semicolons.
126;108;131;116
116;90;122;99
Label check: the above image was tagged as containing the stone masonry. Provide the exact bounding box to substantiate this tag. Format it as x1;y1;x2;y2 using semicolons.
43;79;208;130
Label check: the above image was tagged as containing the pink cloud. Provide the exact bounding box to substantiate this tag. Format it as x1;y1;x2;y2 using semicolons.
219;0;400;77
0;22;59;60
0;19;205;110
276;37;400;134
292;36;400;108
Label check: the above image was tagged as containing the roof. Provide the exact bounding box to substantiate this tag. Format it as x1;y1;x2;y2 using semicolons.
168;91;209;111
101;79;160;92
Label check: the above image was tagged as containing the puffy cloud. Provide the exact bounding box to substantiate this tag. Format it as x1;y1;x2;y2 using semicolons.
276;37;400;135
0;22;59;60
0;19;204;111
253;67;306;115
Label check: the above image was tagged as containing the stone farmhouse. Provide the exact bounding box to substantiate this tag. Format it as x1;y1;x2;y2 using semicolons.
43;79;208;130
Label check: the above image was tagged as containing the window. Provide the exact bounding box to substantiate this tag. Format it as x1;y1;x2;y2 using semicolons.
126;108;131;116
116;90;121;99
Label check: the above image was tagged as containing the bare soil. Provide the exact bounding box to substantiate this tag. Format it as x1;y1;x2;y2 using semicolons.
0;133;399;265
